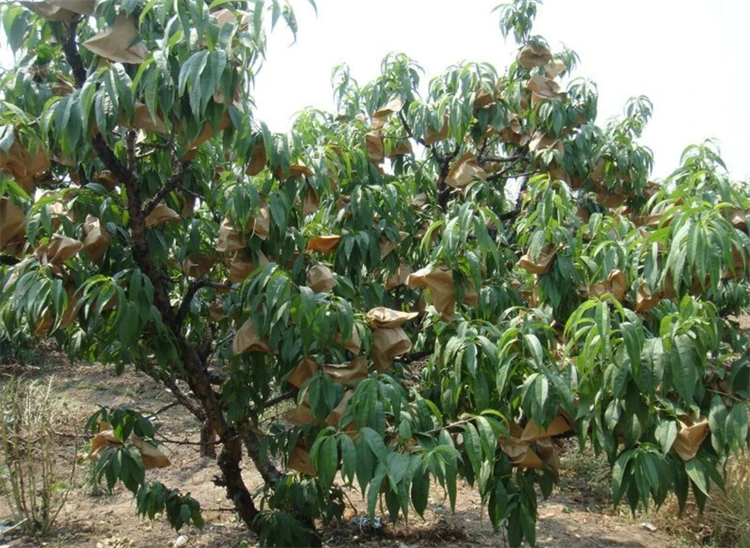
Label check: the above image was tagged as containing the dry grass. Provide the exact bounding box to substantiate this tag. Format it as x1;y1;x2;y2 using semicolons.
710;453;750;548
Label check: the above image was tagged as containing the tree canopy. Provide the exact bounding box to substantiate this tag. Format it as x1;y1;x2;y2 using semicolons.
0;1;749;546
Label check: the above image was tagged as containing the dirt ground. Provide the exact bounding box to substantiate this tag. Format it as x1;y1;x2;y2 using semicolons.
0;356;704;548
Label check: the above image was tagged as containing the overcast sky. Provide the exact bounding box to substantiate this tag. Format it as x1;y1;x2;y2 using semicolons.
253;0;750;180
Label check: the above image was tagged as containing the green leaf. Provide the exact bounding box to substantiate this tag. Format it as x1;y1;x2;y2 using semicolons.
685;458;709;496
317;436;338;490
670;334;699;402
360;426;388;462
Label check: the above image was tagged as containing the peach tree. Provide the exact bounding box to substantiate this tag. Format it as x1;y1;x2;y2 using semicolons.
0;0;748;546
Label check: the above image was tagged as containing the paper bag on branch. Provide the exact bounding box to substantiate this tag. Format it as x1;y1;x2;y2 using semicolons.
83;15;148;64
82;214;110;261
232;317;272;355
334;327;362;355
90;423;170;470
424;112;450;146
535;438;561;476
288;444;316;476
49;0;95;14
672;418;709;461
411;193;428;209
322;356;368;386
544;59;567;79
388;139;412;157
379;231;408;258
517;244;556;275
216;218;245;253
182;254;217;278
406;265;477;320
184;112;233;154
473;88;494;109
385;264;412;290
372;96;403;129
131;102;167;134
526;74;566;108
178;192;196;218
529;131;564;157
208;302;226;322
366;131;385;164
302;185;319;217
250;200;271;240
445;152;487;188
325;390;354;427
21;1;76;21
284;401;317;426
728;207;748;232
307;235;341;254
287;358;320;389
371;327;412;373
0;198;25;250
499;115;528;146
500;438;544;469
228;250;268;284
145;203;179;228
36;234;83;263
306;264;336;293
93;170;119;190
634;282;661;313
518;42;552;69
0;140;50;194
520;415;572;442
245;142;267;176
366;307;418;329
588;269;627;301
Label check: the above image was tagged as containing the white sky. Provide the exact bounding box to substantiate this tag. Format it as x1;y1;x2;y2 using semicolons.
253;0;750;180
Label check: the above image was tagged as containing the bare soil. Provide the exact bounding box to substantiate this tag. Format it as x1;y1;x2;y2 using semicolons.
0;356;697;548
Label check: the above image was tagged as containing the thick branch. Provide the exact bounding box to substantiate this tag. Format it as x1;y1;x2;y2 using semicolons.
62;19;86;87
480;154;524;165
143;163;191;217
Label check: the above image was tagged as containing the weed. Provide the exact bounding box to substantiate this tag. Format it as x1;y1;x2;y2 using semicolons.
0;376;78;534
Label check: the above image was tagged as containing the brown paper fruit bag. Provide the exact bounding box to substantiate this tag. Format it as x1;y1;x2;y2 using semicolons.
82;214;110;261
518;42;552;69
520;415;572;442
0;198;25;250
366;307;418;329
245;142;267;176
517;244;557;275
366;131;385;164
83;15;148;64
248;200;271;241
406;265;477;321
288;444;317;476
216;218;245;253
302;185;319;217
371;327;412;373
36;234;83;263
333;327;362;355
287;358;320;389
672;418;709;461
306;264;336;293
322;356;368;386
181;254;217;278
325;390;354;427
229;250;269;284
232;317;272;354
385;264;412;290
445;152;487;188
145;203;180;228
307;235;341;254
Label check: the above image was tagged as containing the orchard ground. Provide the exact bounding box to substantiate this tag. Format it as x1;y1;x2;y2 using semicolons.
6;317;748;548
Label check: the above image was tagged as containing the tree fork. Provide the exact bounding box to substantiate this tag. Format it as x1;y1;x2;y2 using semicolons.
60;23;261;531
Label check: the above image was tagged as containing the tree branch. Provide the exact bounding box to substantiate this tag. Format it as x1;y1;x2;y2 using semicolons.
142;168;190;216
